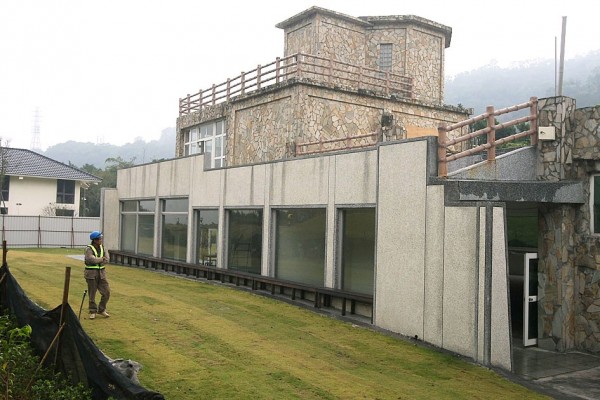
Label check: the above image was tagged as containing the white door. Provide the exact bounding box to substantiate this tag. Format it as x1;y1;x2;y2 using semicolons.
523;253;539;347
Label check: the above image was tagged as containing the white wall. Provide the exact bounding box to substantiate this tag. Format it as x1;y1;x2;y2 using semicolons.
4;176;81;216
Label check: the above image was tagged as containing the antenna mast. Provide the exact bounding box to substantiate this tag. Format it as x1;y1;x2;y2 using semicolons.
31;108;42;151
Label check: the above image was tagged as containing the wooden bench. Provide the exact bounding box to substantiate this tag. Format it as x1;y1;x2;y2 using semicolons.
109;250;373;321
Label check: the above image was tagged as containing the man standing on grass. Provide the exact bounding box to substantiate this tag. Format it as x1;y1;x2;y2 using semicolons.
84;231;111;320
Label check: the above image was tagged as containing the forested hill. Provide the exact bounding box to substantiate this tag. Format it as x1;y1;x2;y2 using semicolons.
42;51;599;169
445;50;600;114
43;127;175;169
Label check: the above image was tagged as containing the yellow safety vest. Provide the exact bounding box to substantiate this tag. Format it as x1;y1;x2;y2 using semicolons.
85;244;105;269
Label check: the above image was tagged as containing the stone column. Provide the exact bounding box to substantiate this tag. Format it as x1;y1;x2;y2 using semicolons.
536;96;578;351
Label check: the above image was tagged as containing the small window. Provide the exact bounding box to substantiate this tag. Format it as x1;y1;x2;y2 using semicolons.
379;44;393;72
57;180;75;204
0;207;7;215
1;176;9;202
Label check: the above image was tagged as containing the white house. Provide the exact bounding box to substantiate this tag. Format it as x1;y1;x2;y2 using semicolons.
0;148;101;216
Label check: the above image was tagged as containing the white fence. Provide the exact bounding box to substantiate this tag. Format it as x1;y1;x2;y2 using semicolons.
0;215;100;248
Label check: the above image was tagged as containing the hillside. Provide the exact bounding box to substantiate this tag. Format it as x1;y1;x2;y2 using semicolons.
43;127;176;168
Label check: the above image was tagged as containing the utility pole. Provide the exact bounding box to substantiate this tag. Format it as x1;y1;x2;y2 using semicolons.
558;16;567;96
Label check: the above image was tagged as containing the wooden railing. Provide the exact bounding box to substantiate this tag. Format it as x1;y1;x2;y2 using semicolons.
296;131;380;156
437;97;538;177
179;53;414;116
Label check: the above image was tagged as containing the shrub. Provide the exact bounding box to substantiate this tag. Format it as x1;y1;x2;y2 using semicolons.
0;313;92;400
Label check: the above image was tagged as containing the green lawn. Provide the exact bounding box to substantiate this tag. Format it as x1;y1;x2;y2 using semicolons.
6;248;548;399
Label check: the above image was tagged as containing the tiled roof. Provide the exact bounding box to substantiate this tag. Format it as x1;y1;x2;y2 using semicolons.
1;148;102;182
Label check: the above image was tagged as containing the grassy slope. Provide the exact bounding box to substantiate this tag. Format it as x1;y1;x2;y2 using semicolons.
6;249;547;399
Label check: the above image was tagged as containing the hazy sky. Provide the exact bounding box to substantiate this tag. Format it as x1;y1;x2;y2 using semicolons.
1;0;597;151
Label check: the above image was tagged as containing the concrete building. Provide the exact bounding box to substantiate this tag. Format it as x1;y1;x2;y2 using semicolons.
101;7;600;373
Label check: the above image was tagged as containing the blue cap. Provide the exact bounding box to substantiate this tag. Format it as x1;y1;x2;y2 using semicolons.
90;231;103;240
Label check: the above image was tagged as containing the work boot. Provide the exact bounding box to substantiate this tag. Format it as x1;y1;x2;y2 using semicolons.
89;313;96;320
99;311;110;318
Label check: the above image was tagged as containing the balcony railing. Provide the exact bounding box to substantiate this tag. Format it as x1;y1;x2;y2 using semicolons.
296;131;380;156
179;53;414;116
437;97;538;177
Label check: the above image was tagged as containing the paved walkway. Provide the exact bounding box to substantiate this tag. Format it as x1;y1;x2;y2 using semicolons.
512;344;600;399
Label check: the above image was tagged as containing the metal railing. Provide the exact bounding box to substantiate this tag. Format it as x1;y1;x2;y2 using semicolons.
179;53;414;116
437;97;538;177
0;215;100;248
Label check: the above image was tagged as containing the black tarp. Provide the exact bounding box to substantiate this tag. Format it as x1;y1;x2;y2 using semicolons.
0;265;165;400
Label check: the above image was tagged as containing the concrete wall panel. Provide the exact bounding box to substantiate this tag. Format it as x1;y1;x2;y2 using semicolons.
270;157;330;206
334;150;377;205
156;158;192;197
442;206;478;357
423;184;445;346
224;164;266;206
491;206;512;369
375;140;427;338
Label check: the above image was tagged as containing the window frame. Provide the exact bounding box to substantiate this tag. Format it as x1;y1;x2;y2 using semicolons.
378;43;393;72
56;179;75;204
184;120;226;168
160;198;189;261
120;199;156;255
1;175;9;202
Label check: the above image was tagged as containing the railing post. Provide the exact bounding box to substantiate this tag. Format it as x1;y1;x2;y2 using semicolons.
211;84;216;105
186;95;190;114
275;57;281;83
328;58;333;84
385;71;390;96
358;66;362;87
241;72;245;95
530;96;538;145
256;64;262;90
438;124;448;177
296;54;302;79
226;79;231;102
486;105;496;161
178;98;182;116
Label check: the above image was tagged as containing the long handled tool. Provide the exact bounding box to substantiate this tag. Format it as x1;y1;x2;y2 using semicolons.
78;290;87;320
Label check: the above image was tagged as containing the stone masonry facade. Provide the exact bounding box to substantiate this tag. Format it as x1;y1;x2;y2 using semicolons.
537;97;600;352
176;7;463;166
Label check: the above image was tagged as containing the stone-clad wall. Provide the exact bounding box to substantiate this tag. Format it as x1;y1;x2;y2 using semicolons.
176;80;468;165
318;16;366;65
537;98;600;353
284;18;315;58
405;27;444;104
365;28;407;76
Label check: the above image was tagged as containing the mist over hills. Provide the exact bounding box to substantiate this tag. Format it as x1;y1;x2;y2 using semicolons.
43;127;176;169
41;51;599;169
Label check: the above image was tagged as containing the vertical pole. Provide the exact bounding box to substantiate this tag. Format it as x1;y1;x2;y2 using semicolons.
296;54;302;78
275;57;281;83
530;97;538;145
256;64;262;90
54;266;71;367
226;79;231;102
240;72;246;95
211;84;216;105
2;240;6;267
437;124;448;177
558;16;567;96
328;58;333;84
486;105;496;162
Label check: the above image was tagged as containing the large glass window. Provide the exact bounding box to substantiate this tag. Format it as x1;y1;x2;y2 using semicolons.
275;209;326;286
184;120;226;168
56;179;75;204
120;199;156;255
340;208;375;295
161;199;188;261
593;175;600;234
227;209;262;274
196;209;219;266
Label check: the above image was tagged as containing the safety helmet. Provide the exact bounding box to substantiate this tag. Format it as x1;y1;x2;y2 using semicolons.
90;231;103;240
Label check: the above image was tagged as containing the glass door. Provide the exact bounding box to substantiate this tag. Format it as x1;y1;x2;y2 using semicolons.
523;253;538;347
